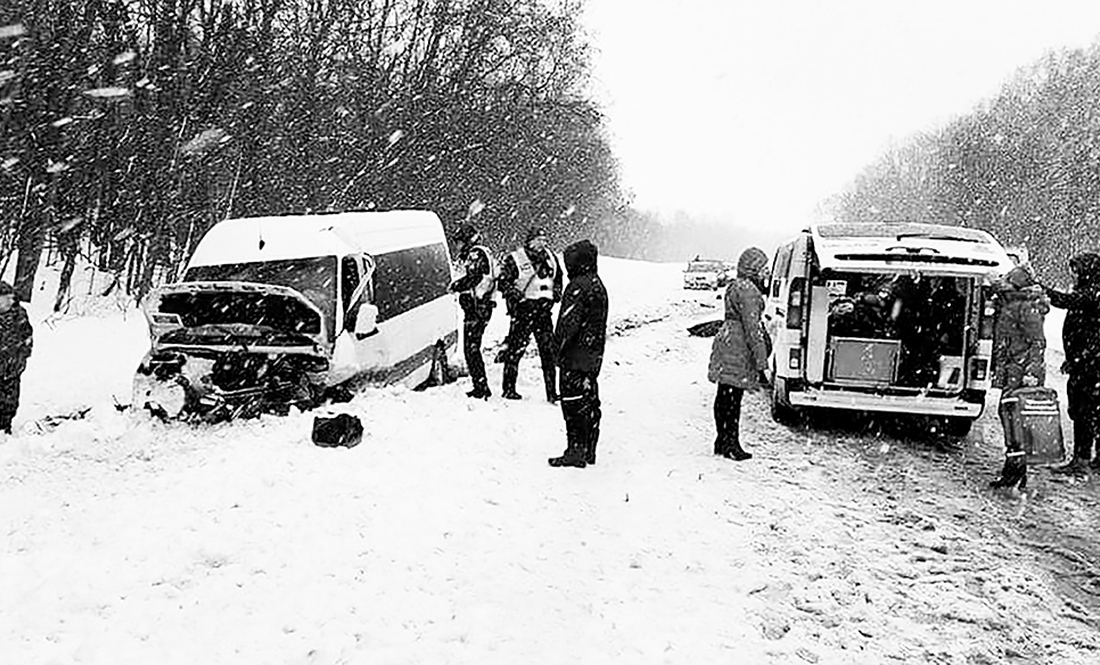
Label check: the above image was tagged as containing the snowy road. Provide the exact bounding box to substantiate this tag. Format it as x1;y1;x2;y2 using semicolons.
3;264;1100;664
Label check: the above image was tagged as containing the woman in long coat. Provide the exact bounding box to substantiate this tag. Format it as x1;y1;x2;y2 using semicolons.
708;247;770;461
989;265;1049;490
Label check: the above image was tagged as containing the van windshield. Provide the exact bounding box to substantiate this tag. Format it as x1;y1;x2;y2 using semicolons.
687;261;723;272
184;256;337;336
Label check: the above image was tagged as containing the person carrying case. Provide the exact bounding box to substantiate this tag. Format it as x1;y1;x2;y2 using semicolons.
1000;387;1065;467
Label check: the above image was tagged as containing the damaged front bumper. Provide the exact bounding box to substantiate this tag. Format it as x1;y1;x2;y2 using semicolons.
133;349;329;423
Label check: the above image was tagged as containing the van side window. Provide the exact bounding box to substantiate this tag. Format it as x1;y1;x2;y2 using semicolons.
372;243;451;323
341;256;360;313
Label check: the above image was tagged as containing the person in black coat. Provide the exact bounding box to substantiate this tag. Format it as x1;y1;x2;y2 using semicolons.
496;226;563;402
548;240;608;468
1045;252;1100;473
449;223;497;399
0;280;33;435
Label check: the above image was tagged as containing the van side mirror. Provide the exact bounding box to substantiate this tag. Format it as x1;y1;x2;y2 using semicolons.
355;303;379;340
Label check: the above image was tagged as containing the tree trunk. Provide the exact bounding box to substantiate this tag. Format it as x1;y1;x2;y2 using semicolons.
13;215;44;304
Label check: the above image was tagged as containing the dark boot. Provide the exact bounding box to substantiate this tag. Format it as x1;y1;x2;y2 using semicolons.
548;454;586;468
466;386;491;399
501;364;522;400
1051;458;1089;475
722;425;752;461
723;441;752;461
1055;418;1095;473
584;424;598;465
991;454;1027;488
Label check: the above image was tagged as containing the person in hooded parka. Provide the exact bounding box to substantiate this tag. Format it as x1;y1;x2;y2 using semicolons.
548;240;608;468
707;247;770;461
0;280;33;435
1045;252;1100;473
989;265;1050;490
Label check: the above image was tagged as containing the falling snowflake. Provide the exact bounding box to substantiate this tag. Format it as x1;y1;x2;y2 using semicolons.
83;87;131;99
181;128;230;156
0;24;26;39
57;217;83;233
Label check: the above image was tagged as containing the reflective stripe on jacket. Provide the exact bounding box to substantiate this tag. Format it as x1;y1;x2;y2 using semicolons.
512;248;556;300
466;245;497;300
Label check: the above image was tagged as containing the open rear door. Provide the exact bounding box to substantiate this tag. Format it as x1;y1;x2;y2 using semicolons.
805;285;830;383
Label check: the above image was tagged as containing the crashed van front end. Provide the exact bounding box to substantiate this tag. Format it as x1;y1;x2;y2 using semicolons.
133;282;332;422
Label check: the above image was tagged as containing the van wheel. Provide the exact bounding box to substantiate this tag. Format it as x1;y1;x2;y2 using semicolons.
942;416;973;438
426;341;453;387
770;376;799;425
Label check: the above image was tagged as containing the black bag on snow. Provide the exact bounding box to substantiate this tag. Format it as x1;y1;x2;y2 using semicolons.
312;413;364;448
687;319;723;337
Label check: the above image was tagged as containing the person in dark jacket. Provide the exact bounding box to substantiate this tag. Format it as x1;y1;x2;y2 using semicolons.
989;266;1050;490
497;226;563;402
1045;252;1100;473
707;247;770;461
449;223;497;399
0;280;33;435
888;275;940;387
548;240;608;468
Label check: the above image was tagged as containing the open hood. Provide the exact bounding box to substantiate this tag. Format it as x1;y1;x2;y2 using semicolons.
143;281;329;354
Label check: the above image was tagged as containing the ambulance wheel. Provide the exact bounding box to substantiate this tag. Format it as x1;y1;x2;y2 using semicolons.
942;416;973;438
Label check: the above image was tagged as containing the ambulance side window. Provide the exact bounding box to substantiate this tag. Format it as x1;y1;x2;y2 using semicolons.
771;245;792;298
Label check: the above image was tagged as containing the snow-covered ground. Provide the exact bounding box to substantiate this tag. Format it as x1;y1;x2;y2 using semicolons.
2;257;1098;664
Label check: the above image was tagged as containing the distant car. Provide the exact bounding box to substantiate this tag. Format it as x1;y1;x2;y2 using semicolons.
683;259;729;290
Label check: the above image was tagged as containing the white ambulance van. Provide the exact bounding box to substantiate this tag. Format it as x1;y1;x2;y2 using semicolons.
133;210;459;421
765;221;1016;436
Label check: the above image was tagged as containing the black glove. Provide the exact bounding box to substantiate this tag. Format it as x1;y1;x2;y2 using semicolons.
449;281;461;293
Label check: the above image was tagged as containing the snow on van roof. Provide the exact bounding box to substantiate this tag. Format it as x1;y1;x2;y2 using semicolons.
810;222;1015;274
188;210;446;267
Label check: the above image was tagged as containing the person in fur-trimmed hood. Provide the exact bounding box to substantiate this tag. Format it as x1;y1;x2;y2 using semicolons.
548;239;608;468
989;265;1050;490
707;247;770;461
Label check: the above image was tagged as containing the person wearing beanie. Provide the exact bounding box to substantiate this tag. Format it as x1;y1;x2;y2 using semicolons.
1045;252;1100;474
449;223;498;399
496;226;563;402
989;265;1050;490
548;240;608;468
0;280;33;435
707;247;770;461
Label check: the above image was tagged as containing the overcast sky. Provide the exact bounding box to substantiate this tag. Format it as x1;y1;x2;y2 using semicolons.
583;0;1100;234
